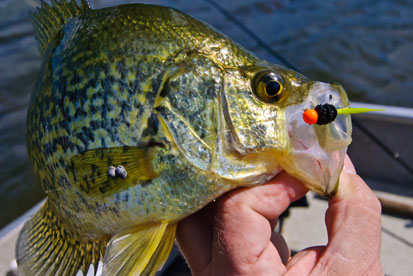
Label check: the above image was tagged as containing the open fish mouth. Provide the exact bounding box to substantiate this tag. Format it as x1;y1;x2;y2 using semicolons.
281;82;352;196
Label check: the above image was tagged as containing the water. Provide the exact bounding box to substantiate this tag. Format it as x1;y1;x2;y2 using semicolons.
0;0;412;228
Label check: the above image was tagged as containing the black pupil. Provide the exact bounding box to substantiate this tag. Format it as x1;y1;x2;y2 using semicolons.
265;81;281;97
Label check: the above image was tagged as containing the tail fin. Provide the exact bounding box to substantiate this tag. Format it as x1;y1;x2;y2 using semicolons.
103;222;177;276
31;0;91;54
16;200;107;276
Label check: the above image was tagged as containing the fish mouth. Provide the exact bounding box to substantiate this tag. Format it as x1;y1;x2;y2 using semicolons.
280;137;347;196
281;82;352;196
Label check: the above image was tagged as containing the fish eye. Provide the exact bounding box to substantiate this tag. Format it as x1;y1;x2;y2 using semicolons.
253;71;284;103
265;81;282;97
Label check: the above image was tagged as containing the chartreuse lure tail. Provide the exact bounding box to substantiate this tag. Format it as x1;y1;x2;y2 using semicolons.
303;104;385;125
336;107;385;115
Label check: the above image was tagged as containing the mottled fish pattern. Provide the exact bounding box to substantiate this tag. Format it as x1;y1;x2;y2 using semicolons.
17;1;352;275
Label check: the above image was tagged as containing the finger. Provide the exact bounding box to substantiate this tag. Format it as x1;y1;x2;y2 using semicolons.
269;218;290;265
223;171;309;221
211;171;308;275
312;160;383;275
286;157;382;275
285;246;325;275
176;204;215;275
270;231;290;265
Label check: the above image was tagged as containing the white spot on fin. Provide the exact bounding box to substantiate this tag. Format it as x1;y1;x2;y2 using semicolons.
112;233;131;244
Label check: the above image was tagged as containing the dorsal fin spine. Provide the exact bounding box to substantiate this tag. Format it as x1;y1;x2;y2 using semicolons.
52;0;71;19
31;0;91;55
61;0;78;16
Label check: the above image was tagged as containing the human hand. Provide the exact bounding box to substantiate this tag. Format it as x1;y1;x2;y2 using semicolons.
176;156;383;275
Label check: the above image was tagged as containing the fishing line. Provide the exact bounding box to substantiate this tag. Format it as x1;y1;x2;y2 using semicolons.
204;0;413;175
353;120;413;175
203;0;299;72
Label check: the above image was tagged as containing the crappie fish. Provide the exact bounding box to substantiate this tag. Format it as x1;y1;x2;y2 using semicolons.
17;0;352;275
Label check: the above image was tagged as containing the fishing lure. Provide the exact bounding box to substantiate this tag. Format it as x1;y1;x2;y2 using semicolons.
303;104;384;125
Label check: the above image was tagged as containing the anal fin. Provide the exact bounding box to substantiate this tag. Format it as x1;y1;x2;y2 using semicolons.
103;222;177;276
16;200;108;276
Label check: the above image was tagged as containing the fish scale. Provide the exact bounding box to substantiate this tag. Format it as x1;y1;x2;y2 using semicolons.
25;0;246;264
18;1;353;275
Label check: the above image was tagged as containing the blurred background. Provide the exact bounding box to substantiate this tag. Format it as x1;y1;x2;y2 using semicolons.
0;0;412;275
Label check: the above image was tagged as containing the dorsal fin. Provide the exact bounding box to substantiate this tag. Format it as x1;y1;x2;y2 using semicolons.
31;0;91;54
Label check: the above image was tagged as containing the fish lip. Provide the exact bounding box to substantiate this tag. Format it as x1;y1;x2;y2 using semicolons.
326;180;339;198
318;179;339;199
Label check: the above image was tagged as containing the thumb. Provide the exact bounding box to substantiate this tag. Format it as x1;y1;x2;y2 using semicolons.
286;155;382;275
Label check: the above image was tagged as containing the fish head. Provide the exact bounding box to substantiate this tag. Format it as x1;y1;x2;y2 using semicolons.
223;64;352;196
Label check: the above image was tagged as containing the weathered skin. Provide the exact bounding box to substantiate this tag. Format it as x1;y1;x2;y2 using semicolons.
27;3;351;244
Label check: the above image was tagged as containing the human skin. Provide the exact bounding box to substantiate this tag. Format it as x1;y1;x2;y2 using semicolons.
176;156;383;275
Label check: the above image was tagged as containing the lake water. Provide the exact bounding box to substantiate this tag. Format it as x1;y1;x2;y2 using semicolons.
0;0;412;227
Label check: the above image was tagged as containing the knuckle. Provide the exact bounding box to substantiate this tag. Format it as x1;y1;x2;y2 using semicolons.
362;189;382;215
350;174;382;215
369;194;382;214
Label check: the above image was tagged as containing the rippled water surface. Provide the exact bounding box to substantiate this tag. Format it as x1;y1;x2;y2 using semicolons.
0;0;412;227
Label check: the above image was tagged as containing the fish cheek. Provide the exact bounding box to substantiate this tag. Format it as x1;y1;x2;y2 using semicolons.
222;70;288;153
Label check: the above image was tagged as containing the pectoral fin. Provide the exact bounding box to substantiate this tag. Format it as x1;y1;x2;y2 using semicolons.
70;146;160;196
103;222;177;276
